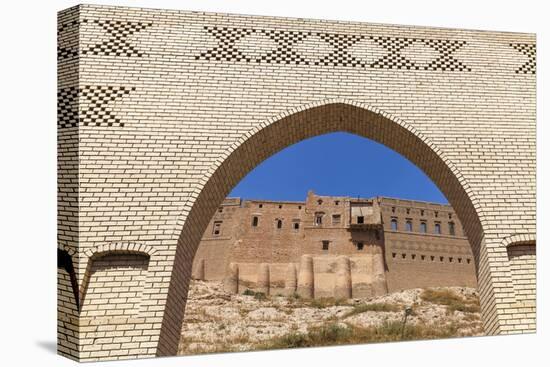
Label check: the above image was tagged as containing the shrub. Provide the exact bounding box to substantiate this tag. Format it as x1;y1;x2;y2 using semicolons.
257;321;460;351
344;303;402;317
420;289;480;314
242;289;267;300
242;289;255;296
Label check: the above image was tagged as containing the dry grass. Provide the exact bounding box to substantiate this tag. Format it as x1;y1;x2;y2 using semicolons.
420;289;480;314
344;302;402;317
289;297;350;309
256;321;460;350
179;283;482;356
179;332;251;355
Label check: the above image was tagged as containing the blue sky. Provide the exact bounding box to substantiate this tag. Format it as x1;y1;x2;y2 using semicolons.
229;132;448;204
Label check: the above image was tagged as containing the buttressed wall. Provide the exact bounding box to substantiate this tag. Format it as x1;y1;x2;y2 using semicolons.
57;4;536;361
192;192;477;298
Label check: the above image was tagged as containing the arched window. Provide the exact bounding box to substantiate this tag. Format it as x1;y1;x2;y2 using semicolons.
391;218;398;231
434;222;441;234
276;219;283;229
448;222;455;236
252;216;259;227
315;212;323;226
405;220;413;232
420;221;427;233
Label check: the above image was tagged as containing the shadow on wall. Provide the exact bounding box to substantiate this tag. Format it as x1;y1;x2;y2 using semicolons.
80;253;150;318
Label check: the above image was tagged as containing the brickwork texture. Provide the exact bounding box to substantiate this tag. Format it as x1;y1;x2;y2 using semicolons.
57;4;536;361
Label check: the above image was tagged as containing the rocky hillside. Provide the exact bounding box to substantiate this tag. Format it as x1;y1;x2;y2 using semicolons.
178;280;483;355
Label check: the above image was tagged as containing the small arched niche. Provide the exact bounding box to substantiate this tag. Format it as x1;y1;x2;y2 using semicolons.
81;252;150;318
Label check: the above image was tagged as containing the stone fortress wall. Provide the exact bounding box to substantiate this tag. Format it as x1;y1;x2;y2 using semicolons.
192;191;477;298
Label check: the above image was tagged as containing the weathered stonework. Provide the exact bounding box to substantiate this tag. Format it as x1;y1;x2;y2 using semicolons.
57;4;536;361
192;192;477;298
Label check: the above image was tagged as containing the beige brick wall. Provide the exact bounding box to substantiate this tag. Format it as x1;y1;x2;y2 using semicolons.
58;4;536;361
80;253;149;318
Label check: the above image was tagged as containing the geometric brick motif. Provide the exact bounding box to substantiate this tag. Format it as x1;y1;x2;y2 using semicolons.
57;85;135;128
197;26;472;71
80;85;135;127
369;37;418;69
82;19;152;57
317;33;366;67
510;43;536;74
422;39;471;71
261;29;313;65
57;19;79;61
57;86;79;129
197;27;256;62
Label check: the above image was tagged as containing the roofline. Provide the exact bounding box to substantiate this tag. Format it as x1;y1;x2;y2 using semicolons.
376;196;451;208
223;195;452;208
244;199;305;205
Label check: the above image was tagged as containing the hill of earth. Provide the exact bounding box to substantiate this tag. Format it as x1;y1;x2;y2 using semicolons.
178;280;483;355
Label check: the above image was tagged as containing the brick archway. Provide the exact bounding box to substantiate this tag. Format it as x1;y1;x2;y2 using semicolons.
158;100;489;356
58;5;535;361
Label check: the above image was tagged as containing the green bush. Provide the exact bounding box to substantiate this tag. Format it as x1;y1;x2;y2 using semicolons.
242;289;268;300
242;289;255;296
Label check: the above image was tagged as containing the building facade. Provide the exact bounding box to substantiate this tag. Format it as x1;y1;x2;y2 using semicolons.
192;191;477;298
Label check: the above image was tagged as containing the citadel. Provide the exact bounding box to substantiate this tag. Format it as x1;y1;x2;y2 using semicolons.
192;191;477;299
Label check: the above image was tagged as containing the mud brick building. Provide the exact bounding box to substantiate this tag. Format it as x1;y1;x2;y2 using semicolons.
192;191;477;297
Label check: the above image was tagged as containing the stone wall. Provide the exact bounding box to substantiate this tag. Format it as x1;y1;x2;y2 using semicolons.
193;193;477;293
223;254;387;299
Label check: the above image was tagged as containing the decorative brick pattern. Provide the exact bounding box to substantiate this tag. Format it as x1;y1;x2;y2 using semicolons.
369;36;417;69
82;19;152;57
58;85;136;129
198;26;471;71
317;33;366;67
58;19;79;61
510;43;536;74
58;4;536;362
80;85;135;127
57;6;80;360
57;87;79;128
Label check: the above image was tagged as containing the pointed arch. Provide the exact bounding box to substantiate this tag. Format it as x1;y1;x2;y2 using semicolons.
157;99;486;356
